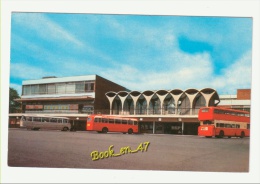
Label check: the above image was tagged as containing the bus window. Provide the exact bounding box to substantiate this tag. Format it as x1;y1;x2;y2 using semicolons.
42;117;49;123
87;117;92;122
231;124;236;128
134;121;138;125
225;124;231;128
50;118;58;123
57;119;62;123
115;119;121;124
236;124;240;128
109;118;114;124
28;117;33;121
94;118;99;123
202;108;209;112
128;120;133;125
122;120;127;124
63;119;68;124
216;123;219;127
102;118;108;123
247;124;250;129
220;123;224;127
34;117;41;122
203;120;212;125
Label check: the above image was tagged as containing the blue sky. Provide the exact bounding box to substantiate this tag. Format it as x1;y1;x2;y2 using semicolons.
10;13;252;95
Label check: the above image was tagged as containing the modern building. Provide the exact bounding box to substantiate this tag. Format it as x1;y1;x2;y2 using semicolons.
105;88;220;134
11;75;127;129
218;89;251;112
9;74;251;135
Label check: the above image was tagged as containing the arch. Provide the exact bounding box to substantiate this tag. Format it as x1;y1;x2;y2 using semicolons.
148;94;161;115
123;95;134;115
200;88;220;107
163;93;175;115
193;92;206;114
178;93;190;115
105;91;117;115
136;94;147;115
112;95;122;115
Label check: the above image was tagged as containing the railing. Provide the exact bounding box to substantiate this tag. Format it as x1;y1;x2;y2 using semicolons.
24;108;201;116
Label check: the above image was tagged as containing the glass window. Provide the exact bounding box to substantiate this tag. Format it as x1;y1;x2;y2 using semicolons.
109;118;114;124
236;124;240;128
122;120;127;124
203;120;212;125
231;124;236;128
50;118;58;123
134;121;138;125
220;123;224;127
42;117;49;122
66;83;76;93
115;119;121;124
48;84;55;94
102;118;108;123
247;124;250;129
63;119;68;124
31;85;39;94
128;120;134;125
225;124;231;128
75;82;85;93
94;118;99;123
39;84;47;94
23;85;31;95
56;83;66;94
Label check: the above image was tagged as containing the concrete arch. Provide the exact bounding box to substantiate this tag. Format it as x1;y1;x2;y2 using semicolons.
155;90;169;114
149;93;161;115
106;88;220;115
185;89;199;115
193;92;206;115
129;91;142;115
169;89;184;114
117;91;130;114
200;88;219;106
142;90;155;115
105;91;117;115
136;94;147;115
163;93;175;115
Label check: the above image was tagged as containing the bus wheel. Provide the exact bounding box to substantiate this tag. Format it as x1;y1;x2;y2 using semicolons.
62;127;69;131
240;131;245;138
102;127;108;133
128;129;133;134
228;136;231;138
219;130;224;138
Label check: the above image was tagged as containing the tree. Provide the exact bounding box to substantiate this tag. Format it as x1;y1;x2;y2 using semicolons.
9;87;21;113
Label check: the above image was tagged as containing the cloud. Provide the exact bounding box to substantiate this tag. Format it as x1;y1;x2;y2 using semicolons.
10;63;52;80
212;50;252;94
12;13;84;48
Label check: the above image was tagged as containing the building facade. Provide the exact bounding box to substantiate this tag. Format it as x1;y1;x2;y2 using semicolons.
10;74;251;134
12;75;127;130
218;89;251;112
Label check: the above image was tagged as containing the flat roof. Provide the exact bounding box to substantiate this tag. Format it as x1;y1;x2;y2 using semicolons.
23;75;96;85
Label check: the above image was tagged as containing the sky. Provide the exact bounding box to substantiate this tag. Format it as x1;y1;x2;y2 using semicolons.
10;13;252;96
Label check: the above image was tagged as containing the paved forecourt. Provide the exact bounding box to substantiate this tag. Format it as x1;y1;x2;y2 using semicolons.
8;129;249;172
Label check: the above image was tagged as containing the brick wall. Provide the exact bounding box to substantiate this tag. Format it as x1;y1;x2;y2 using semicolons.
237;89;251;100
94;75;127;113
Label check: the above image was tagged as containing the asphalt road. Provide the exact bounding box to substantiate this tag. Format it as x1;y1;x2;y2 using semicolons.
8;128;249;172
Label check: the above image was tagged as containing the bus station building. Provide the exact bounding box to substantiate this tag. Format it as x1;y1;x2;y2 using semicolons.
10;74;251;135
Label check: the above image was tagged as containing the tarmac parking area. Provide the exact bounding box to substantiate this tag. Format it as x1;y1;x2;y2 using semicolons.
8;128;249;172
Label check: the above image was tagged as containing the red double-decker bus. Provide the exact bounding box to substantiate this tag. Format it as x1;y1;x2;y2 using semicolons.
86;114;139;134
198;107;250;138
